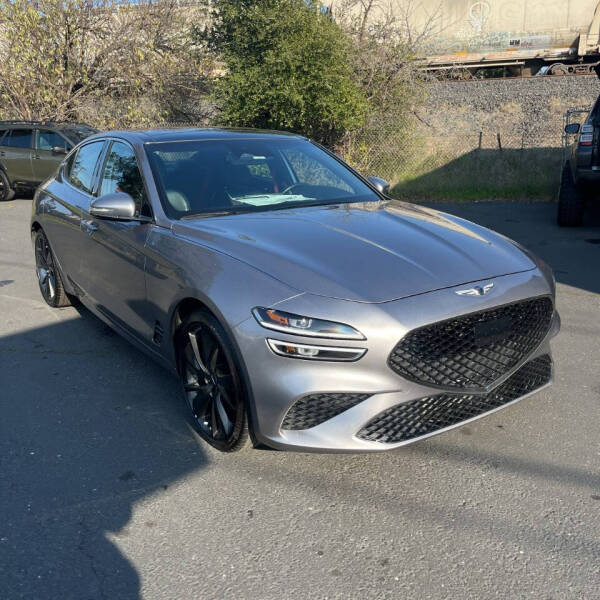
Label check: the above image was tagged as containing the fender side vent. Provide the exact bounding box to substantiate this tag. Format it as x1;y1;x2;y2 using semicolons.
153;321;164;346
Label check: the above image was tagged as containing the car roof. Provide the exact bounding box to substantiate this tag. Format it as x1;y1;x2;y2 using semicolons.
84;127;306;145
0;121;94;131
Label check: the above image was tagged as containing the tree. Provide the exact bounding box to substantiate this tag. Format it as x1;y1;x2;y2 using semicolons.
329;1;436;182
333;0;432;119
199;0;367;146
0;0;214;127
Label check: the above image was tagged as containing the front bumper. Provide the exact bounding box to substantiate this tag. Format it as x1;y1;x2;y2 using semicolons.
233;269;560;452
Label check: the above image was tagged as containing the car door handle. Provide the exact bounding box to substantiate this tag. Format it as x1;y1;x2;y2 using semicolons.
0;151;5;157
32;154;41;160
82;220;98;234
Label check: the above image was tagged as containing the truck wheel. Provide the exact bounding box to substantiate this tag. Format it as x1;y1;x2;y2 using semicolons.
557;163;585;227
0;170;15;201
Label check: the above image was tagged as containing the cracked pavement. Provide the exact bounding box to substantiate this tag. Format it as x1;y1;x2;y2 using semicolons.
1;198;599;599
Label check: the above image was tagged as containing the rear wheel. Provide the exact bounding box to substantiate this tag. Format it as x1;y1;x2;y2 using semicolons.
34;229;73;307
176;310;251;452
557;163;585;227
0;170;15;201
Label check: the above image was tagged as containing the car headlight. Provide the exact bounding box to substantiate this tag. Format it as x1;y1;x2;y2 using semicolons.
252;307;365;340
266;339;366;362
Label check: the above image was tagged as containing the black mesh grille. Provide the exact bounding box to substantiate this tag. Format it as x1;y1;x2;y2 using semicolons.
389;297;553;390
357;355;552;444
282;393;370;430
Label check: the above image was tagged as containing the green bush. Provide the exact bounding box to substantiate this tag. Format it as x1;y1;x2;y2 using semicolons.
199;0;367;146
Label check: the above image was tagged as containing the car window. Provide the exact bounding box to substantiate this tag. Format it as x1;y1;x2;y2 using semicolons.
146;138;378;219
99;141;146;213
68;141;105;194
36;130;71;152
0;129;7;144
5;129;33;149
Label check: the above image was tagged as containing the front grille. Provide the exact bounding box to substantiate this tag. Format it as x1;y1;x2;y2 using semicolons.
282;393;370;430
357;354;552;444
389;297;553;390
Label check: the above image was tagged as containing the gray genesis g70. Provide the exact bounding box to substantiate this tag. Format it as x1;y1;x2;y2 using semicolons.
31;129;560;452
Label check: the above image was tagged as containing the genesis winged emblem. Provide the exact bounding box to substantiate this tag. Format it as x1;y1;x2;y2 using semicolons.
456;283;494;297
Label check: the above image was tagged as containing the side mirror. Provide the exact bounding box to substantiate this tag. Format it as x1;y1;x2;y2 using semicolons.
367;176;390;195
565;123;580;135
90;192;136;220
51;146;68;155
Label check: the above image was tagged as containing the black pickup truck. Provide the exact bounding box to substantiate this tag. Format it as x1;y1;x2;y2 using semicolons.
559;67;600;226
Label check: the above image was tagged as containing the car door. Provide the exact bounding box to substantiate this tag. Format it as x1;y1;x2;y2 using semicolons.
0;129;35;185
42;140;107;290
78;139;154;342
32;129;71;182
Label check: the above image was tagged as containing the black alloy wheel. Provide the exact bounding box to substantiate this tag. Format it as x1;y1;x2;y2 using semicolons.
178;311;251;452
34;230;72;307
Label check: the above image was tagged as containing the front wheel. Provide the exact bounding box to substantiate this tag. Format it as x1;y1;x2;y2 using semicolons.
557;163;585;227
176;310;252;452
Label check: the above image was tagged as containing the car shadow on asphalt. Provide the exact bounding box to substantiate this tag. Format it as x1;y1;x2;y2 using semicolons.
421;200;600;295
0;306;207;599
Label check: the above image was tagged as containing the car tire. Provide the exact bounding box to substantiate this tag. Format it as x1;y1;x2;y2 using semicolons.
176;309;252;452
0;169;15;201
557;163;585;227
33;229;73;308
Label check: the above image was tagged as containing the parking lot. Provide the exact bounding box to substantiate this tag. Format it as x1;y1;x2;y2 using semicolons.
1;197;599;599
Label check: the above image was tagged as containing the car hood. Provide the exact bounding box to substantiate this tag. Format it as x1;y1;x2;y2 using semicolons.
172;201;536;303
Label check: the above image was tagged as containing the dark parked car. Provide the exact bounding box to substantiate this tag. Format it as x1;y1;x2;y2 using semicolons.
0;121;97;201
560;98;600;226
31;128;559;453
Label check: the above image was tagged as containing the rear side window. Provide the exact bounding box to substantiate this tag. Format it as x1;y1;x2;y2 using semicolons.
36;130;71;152
0;130;7;144
5;129;33;149
68;142;105;194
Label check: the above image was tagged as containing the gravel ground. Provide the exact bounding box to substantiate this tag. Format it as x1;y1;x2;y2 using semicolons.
1;198;599;600
421;74;600;138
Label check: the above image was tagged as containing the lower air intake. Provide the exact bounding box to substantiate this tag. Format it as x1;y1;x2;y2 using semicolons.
357;355;552;444
282;393;371;430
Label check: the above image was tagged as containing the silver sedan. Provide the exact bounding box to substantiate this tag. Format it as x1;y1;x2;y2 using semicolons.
31;128;560;452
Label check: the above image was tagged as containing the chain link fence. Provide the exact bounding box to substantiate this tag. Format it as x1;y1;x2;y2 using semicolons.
338;120;568;200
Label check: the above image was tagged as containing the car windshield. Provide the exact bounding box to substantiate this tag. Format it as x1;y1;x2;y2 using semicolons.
145;137;379;218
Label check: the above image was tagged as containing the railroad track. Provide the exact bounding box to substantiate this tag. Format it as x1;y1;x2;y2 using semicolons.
430;72;599;83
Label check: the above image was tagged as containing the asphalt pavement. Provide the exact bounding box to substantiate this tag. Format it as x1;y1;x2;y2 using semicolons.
1;197;599;600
